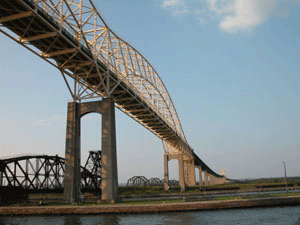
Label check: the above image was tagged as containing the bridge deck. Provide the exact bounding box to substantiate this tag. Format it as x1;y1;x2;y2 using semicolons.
0;0;224;178
0;0;182;144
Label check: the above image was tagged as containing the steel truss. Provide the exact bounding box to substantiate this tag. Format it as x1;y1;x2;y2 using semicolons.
0;154;101;191
0;0;224;176
127;176;149;187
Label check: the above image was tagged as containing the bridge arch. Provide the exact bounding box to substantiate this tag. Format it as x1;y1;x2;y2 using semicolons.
0;0;228;203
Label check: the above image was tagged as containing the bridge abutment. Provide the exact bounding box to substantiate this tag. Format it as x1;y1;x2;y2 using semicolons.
64;98;118;203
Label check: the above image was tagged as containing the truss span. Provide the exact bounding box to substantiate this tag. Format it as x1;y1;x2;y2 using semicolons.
0;0;224;177
0;155;101;192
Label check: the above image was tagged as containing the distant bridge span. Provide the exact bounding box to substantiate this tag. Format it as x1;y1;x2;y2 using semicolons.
0;0;226;202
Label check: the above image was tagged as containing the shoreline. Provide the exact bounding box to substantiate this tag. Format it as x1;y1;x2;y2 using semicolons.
0;196;300;216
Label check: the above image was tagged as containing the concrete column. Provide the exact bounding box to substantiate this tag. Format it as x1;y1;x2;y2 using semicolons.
164;154;169;190
64;102;81;203
211;176;215;185
218;177;222;184
184;161;188;185
198;167;202;186
221;176;226;184
204;171;209;186
178;154;185;191
187;160;196;186
64;98;118;203
101;98;118;202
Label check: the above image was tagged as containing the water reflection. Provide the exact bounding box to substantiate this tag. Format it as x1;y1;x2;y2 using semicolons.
101;215;120;225
163;212;196;225
63;215;121;225
0;206;299;225
64;215;81;225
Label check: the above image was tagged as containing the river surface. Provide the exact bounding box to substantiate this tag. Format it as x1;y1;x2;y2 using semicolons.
0;206;299;225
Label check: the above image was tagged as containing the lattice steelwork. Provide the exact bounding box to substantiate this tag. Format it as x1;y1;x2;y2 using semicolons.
0;0;193;158
0;155;101;191
0;0;225;176
127;176;149;187
149;178;163;187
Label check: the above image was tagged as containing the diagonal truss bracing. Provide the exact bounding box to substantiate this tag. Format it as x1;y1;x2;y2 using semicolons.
0;0;223;175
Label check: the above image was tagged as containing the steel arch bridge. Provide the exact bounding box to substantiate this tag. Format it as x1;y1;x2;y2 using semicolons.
0;0;226;199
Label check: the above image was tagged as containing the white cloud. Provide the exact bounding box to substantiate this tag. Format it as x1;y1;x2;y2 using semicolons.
162;0;189;16
203;0;278;33
162;0;184;7
161;0;300;33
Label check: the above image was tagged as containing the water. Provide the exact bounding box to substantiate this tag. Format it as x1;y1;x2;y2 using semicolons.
0;206;299;225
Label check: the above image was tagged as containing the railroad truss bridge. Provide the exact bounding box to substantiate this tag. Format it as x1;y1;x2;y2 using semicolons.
0;151;101;193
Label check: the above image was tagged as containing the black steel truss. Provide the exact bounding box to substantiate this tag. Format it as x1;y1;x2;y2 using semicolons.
0;152;102;192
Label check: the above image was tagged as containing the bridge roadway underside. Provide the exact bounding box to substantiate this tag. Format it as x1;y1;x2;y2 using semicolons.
0;0;227;202
0;0;184;147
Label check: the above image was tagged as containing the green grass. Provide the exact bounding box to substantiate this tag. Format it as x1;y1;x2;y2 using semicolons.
117;199;184;205
214;192;300;201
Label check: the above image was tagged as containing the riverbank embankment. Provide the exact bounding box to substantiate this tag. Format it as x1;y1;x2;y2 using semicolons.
0;196;300;216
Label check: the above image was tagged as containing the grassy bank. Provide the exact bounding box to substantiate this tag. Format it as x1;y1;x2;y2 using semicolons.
119;180;300;196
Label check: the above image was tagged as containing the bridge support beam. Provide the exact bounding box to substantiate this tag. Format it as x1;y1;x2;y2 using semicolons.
178;154;185;191
211;176;215;185
204;171;209;186
163;154;169;190
184;161;188;186
169;154;185;191
187;160;196;187
64;98;118;203
64;102;81;203
198;167;203;186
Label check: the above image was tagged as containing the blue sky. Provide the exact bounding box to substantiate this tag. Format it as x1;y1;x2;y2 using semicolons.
0;0;299;183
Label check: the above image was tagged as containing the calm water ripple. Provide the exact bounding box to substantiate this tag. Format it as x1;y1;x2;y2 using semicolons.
0;206;299;225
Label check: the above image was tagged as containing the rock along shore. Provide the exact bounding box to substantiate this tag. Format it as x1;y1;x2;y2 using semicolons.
0;196;299;216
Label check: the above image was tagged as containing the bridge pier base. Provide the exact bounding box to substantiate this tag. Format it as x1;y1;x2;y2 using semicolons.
64;98;118;204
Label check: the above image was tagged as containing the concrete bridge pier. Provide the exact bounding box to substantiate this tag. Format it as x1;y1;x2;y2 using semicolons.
163;154;169;190
64;98;118;203
204;171;209;186
165;154;186;191
177;154;185;191
198;166;203;186
186;159;196;186
211;176;215;185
